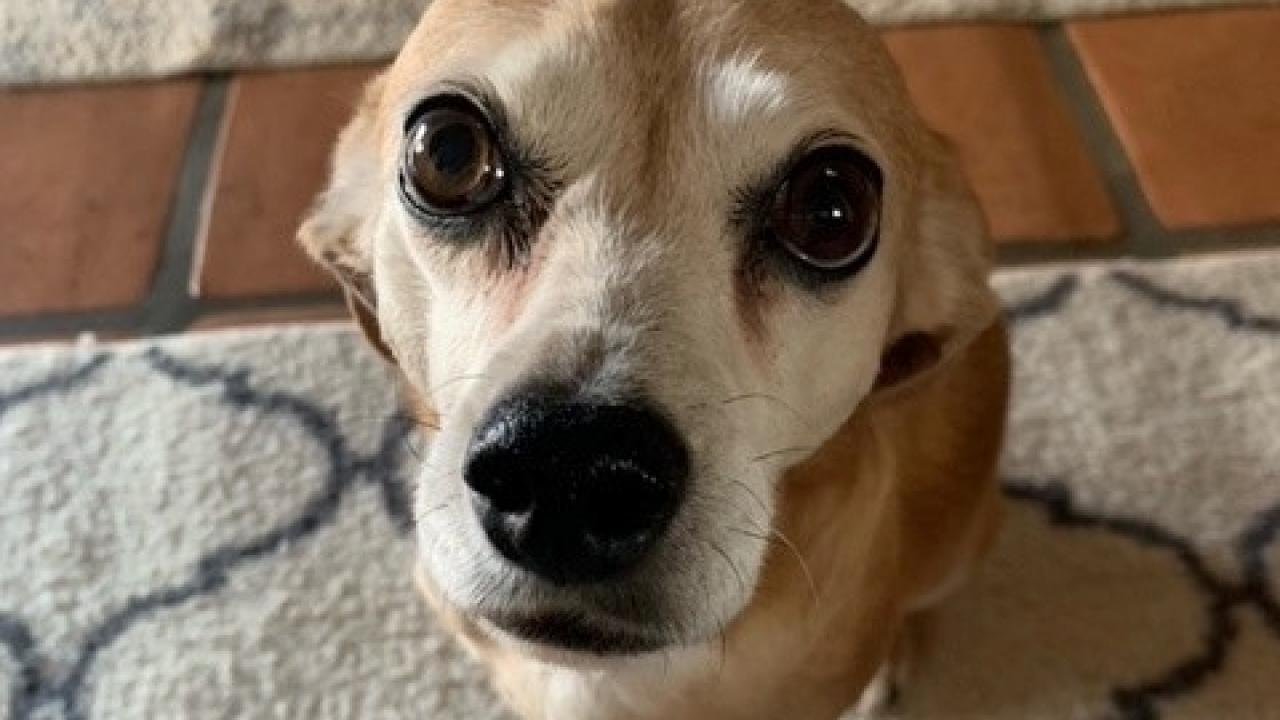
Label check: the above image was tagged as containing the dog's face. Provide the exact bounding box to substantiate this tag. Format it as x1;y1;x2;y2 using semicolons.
302;0;995;660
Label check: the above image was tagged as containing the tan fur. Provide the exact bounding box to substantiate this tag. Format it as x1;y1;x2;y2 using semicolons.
300;1;1009;717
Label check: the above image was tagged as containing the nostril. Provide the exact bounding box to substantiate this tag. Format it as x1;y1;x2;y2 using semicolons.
465;454;535;514
464;417;536;514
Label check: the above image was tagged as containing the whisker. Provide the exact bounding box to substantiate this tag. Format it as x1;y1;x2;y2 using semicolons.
716;615;729;676
749;445;819;464
419;498;453;521
708;571;732;676
407;416;442;432
715;392;816;430
705;538;743;673
720;392;783;408
728;479;771;522
333;412;444;434
727;525;821;611
426;372;493;398
694;480;823;612
707;540;746;600
403;434;423;462
333;413;414;426
727;525;768;542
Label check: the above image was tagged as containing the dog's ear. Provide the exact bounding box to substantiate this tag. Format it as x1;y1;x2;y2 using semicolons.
873;136;1001;395
298;73;395;362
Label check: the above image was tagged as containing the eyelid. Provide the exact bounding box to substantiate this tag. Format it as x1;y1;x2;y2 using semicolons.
731;130;871;228
400;80;501;134
784;131;877;179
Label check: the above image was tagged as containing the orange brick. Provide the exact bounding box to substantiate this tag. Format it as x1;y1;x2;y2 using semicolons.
884;25;1120;243
0;81;200;316
196;65;382;299
1069;9;1280;230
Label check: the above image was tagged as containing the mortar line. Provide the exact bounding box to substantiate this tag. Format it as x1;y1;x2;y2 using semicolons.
1035;23;1280;261
138;74;231;335
0;293;345;344
0;76;236;343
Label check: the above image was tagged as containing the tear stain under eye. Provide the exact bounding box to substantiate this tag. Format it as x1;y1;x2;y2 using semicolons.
732;253;777;360
490;248;549;331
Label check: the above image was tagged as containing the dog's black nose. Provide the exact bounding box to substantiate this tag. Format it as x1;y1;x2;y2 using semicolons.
463;392;689;585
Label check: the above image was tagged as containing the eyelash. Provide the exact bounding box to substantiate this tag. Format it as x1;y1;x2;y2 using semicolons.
403;173;555;272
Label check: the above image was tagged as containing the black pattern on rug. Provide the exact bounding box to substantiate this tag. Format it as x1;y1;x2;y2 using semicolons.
0;349;414;720
995;269;1280;720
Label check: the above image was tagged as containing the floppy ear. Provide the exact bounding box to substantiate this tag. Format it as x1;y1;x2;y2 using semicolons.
298;73;396;362
873;135;1002;395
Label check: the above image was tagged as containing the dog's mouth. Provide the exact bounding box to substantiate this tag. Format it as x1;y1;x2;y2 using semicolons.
483;610;671;656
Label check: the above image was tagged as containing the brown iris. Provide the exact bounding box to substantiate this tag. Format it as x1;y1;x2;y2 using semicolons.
401;99;506;215
770;146;881;271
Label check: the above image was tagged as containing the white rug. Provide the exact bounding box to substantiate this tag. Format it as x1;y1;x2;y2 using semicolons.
2;252;1279;719
1;0;1270;84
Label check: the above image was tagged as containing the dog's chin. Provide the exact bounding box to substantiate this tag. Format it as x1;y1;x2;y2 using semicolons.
478;611;675;664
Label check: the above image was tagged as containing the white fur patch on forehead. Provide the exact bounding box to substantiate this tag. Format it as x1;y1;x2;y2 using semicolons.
483;34;570;101
475;28;611;168
702;53;790;127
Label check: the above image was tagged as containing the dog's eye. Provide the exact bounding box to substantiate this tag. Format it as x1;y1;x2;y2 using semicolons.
770;146;881;272
401;98;506;216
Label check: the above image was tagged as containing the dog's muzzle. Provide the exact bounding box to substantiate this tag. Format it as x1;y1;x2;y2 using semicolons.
464;389;689;586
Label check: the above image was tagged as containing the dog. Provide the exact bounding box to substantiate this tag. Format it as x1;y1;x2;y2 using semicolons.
299;0;1009;717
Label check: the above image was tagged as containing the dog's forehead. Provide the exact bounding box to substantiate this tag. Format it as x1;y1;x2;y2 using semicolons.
385;0;912;169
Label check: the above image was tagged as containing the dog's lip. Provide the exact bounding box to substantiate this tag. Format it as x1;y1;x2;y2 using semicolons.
482;610;670;656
